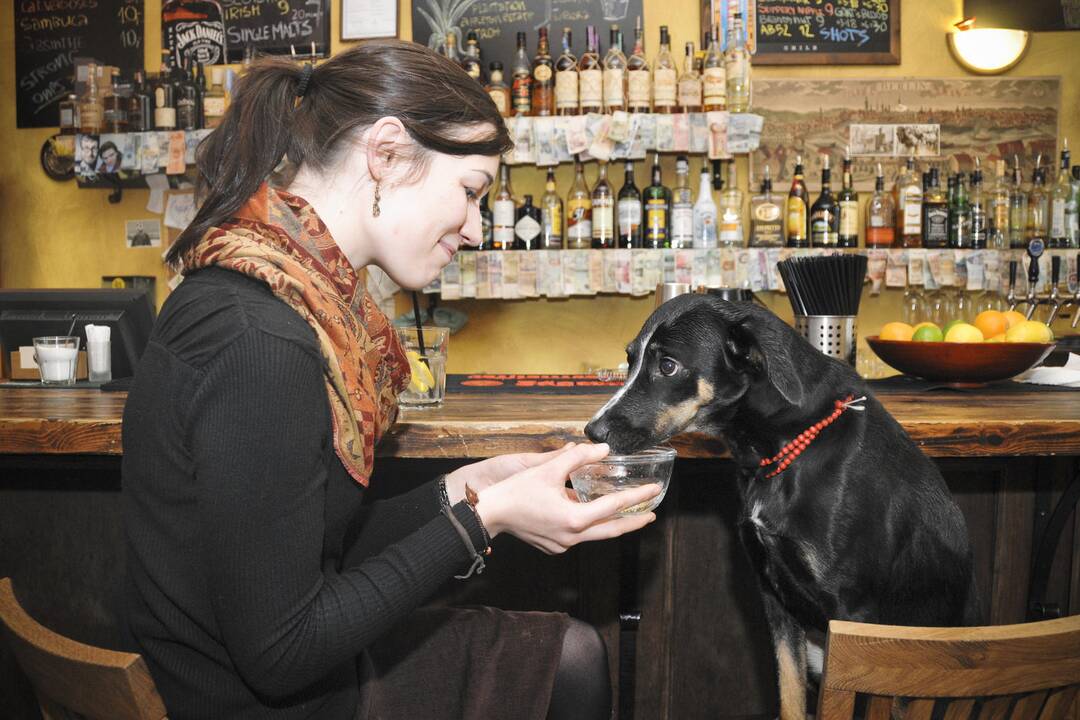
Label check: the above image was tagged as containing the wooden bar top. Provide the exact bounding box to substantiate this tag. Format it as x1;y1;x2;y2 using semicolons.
1;386;1079;458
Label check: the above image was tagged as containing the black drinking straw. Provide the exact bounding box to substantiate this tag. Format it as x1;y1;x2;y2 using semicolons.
410;291;428;360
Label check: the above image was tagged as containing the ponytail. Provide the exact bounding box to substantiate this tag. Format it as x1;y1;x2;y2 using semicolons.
167;41;511;267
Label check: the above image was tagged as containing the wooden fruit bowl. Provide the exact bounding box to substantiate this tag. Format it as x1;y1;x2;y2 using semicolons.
866;337;1056;386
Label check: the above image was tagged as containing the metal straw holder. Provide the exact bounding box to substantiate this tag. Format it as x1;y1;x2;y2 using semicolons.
794;315;857;366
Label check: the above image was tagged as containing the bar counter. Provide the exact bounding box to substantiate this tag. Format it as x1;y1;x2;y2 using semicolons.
1;385;1078;719
3;385;1080;457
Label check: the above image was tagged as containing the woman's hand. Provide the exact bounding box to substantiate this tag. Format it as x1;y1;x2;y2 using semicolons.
473;443;661;555
442;443;579;504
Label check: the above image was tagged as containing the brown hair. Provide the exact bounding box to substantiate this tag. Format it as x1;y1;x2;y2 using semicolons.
167;40;512;266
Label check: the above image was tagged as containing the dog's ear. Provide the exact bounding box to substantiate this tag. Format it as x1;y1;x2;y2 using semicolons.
710;300;805;406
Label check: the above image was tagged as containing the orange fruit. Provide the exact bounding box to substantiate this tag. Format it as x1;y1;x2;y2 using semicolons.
1002;310;1027;329
973;310;1008;340
880;322;915;341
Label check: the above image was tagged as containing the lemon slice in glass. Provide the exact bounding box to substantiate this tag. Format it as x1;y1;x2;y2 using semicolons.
406;350;435;393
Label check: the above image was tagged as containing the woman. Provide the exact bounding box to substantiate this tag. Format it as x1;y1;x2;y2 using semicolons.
121;41;660;720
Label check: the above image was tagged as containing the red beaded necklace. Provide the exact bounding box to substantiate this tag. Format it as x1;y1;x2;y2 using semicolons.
758;395;866;479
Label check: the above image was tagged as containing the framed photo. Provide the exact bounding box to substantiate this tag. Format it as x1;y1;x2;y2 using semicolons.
342;0;399;40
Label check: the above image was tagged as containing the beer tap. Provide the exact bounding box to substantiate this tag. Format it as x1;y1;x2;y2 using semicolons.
1023;239;1044;320
1007;259;1019;311
1045;255;1063;324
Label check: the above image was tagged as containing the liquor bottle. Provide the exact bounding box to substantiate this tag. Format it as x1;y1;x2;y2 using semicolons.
195;62;208;128
724;12;750;113
921;167;948;249
554;28;579;116
693;159;719;248
162;0;226;68
153;53;177;130
895;156;922;248
485;62;512;118
603;26;627;113
493;164;517;250
540;169;563;249
578;26;603;115
786;155;810;247
865;163;896;248
670;156;694;248
514;195;542;250
988;159;1010;249
617;161;643;248
59;94;79;135
477;193;493;250
1008;157;1028;248
532;28;555;116
1049;140;1072;248
626;16;651;113
442;31;459;62
749;165;783;247
718;161;744;247
644;154;671;248
677;42;702;113
79;63;103;134
947;171;972;248
970;160;988;249
1069;164;1080;248
592;162;615;249
837;152;858;247
566;159;593;249
175;59;199;131
203;66;226;128
702;25;725;112
653;26;677;113
1026;162;1049;243
461;31;484;83
102;72;128;133
511;32;532;116
810;156;838;247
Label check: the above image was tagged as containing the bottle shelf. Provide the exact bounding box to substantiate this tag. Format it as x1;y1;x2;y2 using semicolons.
423;248;1080;300
502;112;763;166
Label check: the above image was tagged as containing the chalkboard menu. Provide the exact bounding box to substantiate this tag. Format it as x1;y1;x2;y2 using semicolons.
753;0;899;65
15;0;144;129
220;0;330;63
411;0;645;78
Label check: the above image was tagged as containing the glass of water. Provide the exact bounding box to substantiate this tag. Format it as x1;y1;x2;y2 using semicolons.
396;326;448;408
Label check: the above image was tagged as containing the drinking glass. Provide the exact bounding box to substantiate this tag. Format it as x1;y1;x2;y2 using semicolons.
33;336;80;385
397;327;448;408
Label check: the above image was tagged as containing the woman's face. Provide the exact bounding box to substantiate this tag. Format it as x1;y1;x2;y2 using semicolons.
371;148;497;290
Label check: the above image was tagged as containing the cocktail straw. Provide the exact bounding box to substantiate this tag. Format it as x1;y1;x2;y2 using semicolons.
410;291;428;360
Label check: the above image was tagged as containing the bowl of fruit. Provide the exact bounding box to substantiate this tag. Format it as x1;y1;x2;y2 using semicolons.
867;310;1056;386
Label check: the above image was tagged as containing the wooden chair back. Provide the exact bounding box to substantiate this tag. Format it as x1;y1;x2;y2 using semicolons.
817;616;1080;720
0;577;168;720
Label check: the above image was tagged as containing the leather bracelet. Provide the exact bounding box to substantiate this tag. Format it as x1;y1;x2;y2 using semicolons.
442;506;486;580
463;482;492;551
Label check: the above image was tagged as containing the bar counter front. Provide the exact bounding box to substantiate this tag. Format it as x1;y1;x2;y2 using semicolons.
2;385;1079;719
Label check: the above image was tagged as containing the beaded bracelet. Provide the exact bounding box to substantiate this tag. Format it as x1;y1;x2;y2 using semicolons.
435;474;451;510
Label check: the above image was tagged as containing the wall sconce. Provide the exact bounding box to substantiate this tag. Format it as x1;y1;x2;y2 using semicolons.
947;18;1030;74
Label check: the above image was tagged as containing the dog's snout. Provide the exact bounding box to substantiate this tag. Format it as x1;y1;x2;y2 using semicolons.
584;415;610;444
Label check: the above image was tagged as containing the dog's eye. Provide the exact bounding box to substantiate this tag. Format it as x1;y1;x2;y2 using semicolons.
659;357;680;377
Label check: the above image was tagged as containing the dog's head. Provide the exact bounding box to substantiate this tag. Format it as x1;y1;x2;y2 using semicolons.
585;295;810;454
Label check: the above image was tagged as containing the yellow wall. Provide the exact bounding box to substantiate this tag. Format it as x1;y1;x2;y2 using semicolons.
2;0;1078;373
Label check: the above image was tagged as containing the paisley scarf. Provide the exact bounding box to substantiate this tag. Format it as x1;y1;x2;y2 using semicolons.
181;183;410;487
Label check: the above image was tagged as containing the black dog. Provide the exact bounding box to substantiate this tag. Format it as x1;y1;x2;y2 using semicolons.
585;295;979;720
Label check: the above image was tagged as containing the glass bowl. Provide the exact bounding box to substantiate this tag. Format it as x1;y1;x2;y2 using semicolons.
569;447;676;516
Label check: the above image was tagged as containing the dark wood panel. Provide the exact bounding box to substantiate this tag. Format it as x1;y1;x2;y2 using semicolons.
3;388;1080;459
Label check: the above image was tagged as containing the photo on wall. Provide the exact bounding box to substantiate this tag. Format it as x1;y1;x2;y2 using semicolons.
125;219;162;249
750;77;1060;191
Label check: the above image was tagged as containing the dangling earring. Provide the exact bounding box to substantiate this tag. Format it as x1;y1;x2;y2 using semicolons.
372;183;381;218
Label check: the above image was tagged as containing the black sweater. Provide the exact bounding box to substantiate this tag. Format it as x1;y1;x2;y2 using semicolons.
121;267;486;719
